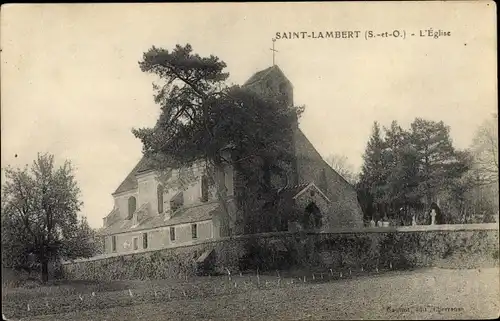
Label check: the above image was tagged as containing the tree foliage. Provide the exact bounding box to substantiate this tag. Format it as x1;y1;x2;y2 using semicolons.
471;113;498;185
357;119;472;225
358;122;389;221
455;113;500;223
132;44;303;235
63;216;103;259
1;153;98;282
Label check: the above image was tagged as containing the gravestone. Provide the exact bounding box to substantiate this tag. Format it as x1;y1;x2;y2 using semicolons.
430;209;436;225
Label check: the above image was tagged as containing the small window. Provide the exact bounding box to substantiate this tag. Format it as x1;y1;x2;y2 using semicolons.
142;232;148;249
112;235;117;252
133;237;138;250
103;237;106;252
157;185;164;214
170;227;176;241
191;224;198;239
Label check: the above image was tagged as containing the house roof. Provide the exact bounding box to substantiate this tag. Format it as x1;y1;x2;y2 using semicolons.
101;202;221;236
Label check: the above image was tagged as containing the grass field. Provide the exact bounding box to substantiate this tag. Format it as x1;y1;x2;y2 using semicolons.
2;267;498;320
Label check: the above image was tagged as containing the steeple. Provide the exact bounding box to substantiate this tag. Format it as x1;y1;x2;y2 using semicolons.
242;65;294;107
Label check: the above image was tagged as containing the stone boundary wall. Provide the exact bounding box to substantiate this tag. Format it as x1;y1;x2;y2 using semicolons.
62;224;499;281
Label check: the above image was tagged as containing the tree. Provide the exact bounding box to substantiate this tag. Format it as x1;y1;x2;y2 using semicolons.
357;118;471;225
1;198;34;273
63;216;103;259
326;154;358;185
382;121;422;224
445;113;500;224
409;118;467;207
132;44;303;235
358;121;389;221
440;168;498;224
1;153;90;282
471;113;498;185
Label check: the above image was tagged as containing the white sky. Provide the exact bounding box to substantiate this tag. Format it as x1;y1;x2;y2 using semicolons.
1;2;496;228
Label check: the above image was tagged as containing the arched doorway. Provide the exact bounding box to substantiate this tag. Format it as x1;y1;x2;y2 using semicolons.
303;202;322;229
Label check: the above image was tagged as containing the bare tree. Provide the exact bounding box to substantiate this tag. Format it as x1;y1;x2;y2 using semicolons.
471;113;498;185
326;154;358;185
466;113;499;222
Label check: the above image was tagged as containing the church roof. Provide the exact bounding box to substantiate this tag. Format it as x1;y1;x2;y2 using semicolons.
293;128;353;188
112;156;155;195
101;202;221;236
278;182;331;203
243;65;291;87
278;183;310;201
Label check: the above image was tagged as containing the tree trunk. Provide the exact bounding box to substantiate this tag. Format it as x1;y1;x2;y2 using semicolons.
41;259;49;283
208;160;232;237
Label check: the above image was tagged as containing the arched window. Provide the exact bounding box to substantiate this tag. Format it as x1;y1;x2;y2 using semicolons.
201;175;209;202
127;196;136;220
157;185;164;214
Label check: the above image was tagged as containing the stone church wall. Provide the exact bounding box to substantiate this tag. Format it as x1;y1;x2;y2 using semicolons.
294;130;364;228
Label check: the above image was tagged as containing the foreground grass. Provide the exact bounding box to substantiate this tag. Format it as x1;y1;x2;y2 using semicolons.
2;268;499;320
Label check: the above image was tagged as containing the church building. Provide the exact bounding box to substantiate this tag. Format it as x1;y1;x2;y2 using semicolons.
100;65;364;255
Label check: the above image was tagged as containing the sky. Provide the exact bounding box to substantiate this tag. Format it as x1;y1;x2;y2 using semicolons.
1;2;496;228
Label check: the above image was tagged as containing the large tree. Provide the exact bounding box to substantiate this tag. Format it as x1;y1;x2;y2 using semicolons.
357;118;471;225
383;121;422;223
409;118;468;207
358;121;389;221
132;44;303;235
1;153;93;282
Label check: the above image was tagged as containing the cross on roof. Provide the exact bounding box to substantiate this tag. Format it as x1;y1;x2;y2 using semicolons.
270;38;278;66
